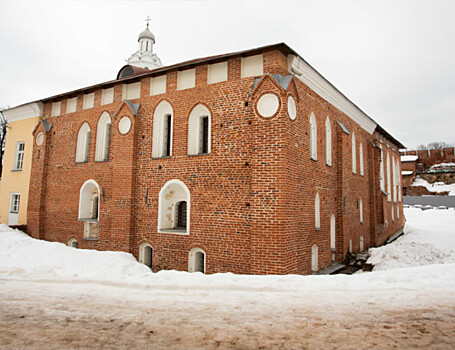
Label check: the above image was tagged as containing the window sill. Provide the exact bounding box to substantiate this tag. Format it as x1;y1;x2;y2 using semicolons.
79;218;99;223
187;152;211;157
315;227;320;231
94;159;110;163
159;228;189;235
152;156;171;159
310;157;317;162
75;161;89;164
83;237;99;241
11;169;22;172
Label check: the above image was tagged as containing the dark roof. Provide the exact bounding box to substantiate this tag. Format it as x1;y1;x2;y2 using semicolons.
117;65;153;80
9;42;404;148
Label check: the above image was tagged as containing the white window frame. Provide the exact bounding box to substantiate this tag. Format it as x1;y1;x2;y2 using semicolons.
315;192;320;230
352;133;356;174
325;116;331;166
76;123;90;163
310;112;317;160
188;247;206;273
13;141;25;170
359;142;364;176
9;193;20;213
152;101;173;158
387;152;391;202
188;104;211;155
158;179;190;235
68;238;78;248
379;146;385;191
392;157;397;202
139;242;153;268
95;112;112;161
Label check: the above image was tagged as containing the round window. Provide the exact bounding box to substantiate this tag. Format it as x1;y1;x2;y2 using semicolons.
287;95;297;120
118;116;132;135
36;132;44;146
256;93;279;118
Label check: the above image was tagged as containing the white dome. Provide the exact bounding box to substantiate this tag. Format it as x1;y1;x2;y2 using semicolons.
138;27;155;42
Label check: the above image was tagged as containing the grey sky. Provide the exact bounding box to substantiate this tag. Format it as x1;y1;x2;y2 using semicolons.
1;0;454;149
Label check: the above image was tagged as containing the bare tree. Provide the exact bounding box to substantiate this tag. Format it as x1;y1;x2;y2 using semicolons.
416;141;454;150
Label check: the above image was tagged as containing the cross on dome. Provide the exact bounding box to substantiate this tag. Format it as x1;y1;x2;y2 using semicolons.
125;19;163;70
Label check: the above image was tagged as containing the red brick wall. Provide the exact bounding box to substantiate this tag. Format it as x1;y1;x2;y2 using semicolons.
27;48;404;275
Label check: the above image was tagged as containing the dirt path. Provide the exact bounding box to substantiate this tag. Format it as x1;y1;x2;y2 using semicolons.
1;280;454;349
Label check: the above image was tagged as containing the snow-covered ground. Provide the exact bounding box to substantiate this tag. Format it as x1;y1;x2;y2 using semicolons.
1;208;455;349
412;177;455;195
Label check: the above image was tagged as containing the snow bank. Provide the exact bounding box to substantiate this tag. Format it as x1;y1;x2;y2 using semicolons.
368;208;455;270
412;177;455;195
401;170;413;175
0;224;151;283
429;162;455;172
1;208;455;295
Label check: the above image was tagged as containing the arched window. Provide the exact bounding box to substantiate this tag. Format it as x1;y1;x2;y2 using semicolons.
95;112;112;161
188;104;211;155
387;152;391;202
158;179;190;234
139;243;153;269
360;235;364;251
68;238;78;248
359;198;363;223
330;214;336;261
391;206;394;221
189;247;206;273
379;146;385;191
311;244;318;272
152;101;173;158
76;122;90;162
79;180;100;220
352;133;356;174
359;142;364;176
310;112;317;160
349;238;353;253
392;157;397;202
315;192;320;230
325;116;331;166
79;179;100;239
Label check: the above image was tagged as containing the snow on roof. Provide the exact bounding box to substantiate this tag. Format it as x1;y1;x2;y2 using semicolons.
429;162;455;171
402;170;414;176
401;155;418;162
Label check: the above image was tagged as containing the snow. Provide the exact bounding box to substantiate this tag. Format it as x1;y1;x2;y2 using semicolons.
429;162;455;172
401;155;418;162
412;177;455;195
1;209;455;348
401;170;413;175
368;208;455;270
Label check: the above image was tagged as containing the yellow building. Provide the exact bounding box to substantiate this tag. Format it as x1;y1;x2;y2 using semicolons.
0;103;42;226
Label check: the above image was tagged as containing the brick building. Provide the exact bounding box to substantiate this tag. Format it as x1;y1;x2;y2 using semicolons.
401;148;455;195
23;26;405;275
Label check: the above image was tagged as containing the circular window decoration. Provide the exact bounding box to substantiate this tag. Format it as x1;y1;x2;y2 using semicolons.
287;95;297;120
118;116;132;135
256;93;279;118
36;132;44;146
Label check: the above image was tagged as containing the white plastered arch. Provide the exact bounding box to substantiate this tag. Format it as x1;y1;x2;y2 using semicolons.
158;179;190;234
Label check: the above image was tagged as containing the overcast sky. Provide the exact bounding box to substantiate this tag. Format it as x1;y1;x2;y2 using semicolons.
1;0;454;149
